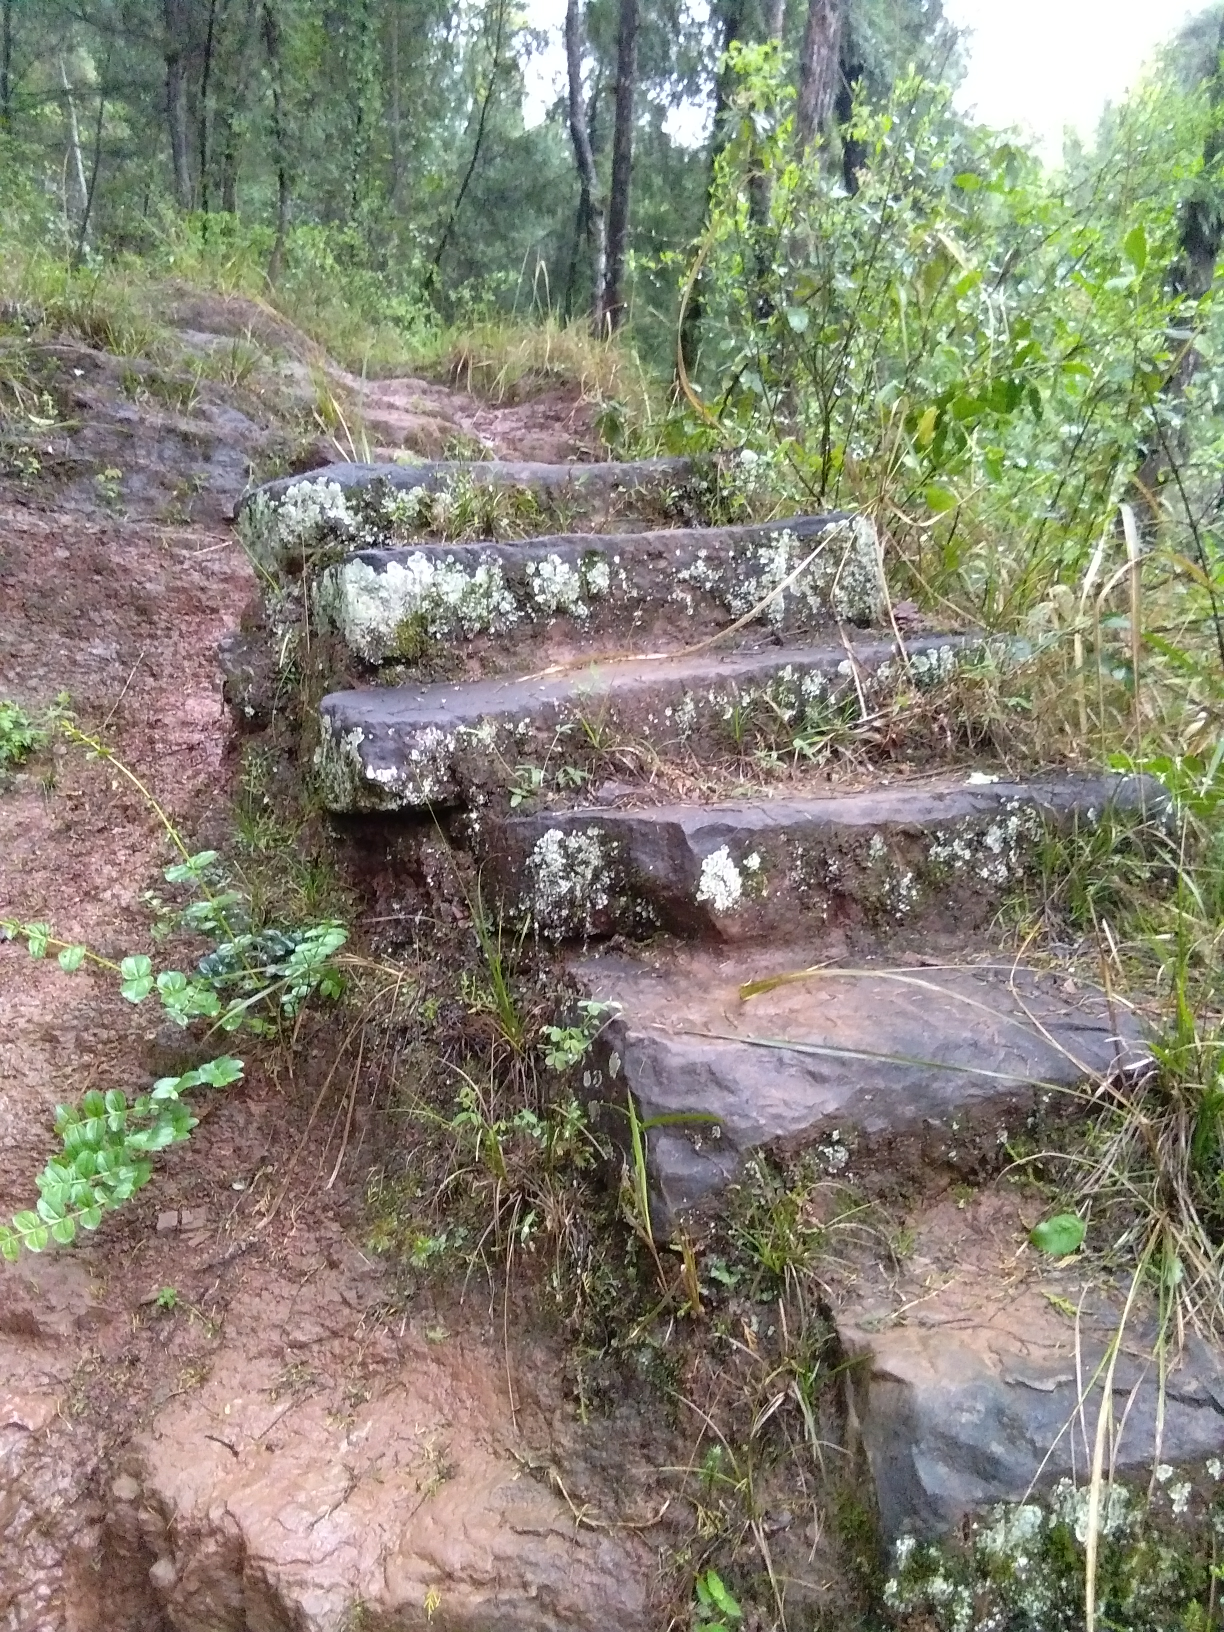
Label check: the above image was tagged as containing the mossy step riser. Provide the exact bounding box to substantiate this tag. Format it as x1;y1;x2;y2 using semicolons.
311;514;883;671
236;456;699;575
491;773;1157;944
315;634;976;813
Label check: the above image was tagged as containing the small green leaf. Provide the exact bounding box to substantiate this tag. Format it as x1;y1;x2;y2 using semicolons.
784;306;809;333
164;850;219;884
50;1217;76;1245
57;945;86;973
924;483;959;514
1123;223;1147;273
197;1056;244;1087
1030;1213;1086;1257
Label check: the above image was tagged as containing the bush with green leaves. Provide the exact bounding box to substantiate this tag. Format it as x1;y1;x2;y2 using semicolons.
0;700;44;768
686;47;1221;659
0;1058;243;1260
0;846;348;1258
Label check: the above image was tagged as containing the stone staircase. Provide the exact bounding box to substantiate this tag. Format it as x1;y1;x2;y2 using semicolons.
229;455;1195;1546
234;455;1149;1212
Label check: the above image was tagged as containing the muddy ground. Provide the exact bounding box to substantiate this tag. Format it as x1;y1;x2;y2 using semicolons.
0;315;682;1631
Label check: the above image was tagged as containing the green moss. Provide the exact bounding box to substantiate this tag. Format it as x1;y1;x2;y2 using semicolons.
885;1476;1220;1632
390;611;434;662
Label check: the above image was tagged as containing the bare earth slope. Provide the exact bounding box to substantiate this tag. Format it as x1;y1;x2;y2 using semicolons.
0;315;652;1631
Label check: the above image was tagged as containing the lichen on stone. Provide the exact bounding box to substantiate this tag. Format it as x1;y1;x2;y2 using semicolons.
314;551;520;663
883;1473;1218;1632
928;802;1044;887
696;846;744;913
525;827;612;937
526;553;587;619
242;477;359;572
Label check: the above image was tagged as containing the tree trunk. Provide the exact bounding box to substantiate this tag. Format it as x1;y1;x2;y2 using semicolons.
1173;10;1224;306
834;45;866;194
748;0;785;232
198;0;219;218
565;0;605;329
163;0;193;208
262;0;289;281
795;0;843;152
59;56;90;223
601;0;639;331
429;0;507;281
217;0;257;214
389;2;402;207
678;0;747;373
73;53;110;267
1;0;13;134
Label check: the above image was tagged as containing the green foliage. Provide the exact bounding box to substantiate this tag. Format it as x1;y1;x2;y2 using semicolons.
693;1569;743;1630
1029;1213;1086;1257
0;1058;243;1259
884;1476;1218;1631
1;830;348;1257
0;700;43;768
541;999;619;1072
687;47;1219;650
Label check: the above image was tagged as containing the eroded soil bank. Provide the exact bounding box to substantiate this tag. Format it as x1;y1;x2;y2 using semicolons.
0;316;677;1631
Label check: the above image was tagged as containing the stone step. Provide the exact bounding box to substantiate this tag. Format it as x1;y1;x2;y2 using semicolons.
491;770;1158;942
569;942;1147;1222
836;1192;1224;1544
311;512;883;674
236;456;698;573
316;632;978;812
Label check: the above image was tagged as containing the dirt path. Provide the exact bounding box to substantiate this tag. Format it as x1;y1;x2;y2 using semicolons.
0;356;654;1630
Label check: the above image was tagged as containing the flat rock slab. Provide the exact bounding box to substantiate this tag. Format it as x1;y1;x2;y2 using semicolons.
237;457;698;572
836;1194;1224;1542
249;456;694;509
316;633;976;811
571;944;1148;1218
493;771;1160;942
312;512;883;669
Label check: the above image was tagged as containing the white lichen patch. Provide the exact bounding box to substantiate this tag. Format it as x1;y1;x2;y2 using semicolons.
241;477;359;570
313;719;457;811
721;517;886;629
696;847;744;913
314;552;521;662
582;553;612;597
928;801;1043;887
526;553;587;619
525;827;612;937
313;723;368;812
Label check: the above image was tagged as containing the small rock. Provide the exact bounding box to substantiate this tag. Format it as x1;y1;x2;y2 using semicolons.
178;1208;209;1231
111;1474;141;1503
155;1211;179;1234
148;1556;177;1592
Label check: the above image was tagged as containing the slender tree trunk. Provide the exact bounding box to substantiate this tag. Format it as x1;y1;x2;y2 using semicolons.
389;2;402;207
429;0;507;281
163;0;193;207
1;0;13;134
835;44;866;194
73;55;109;267
59;56;90;223
795;0;843;151
262;0;290;281
601;0;639;331
198;0;219;219
679;0;746;373
217;0;257;214
565;0;605;329
748;0;785;232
